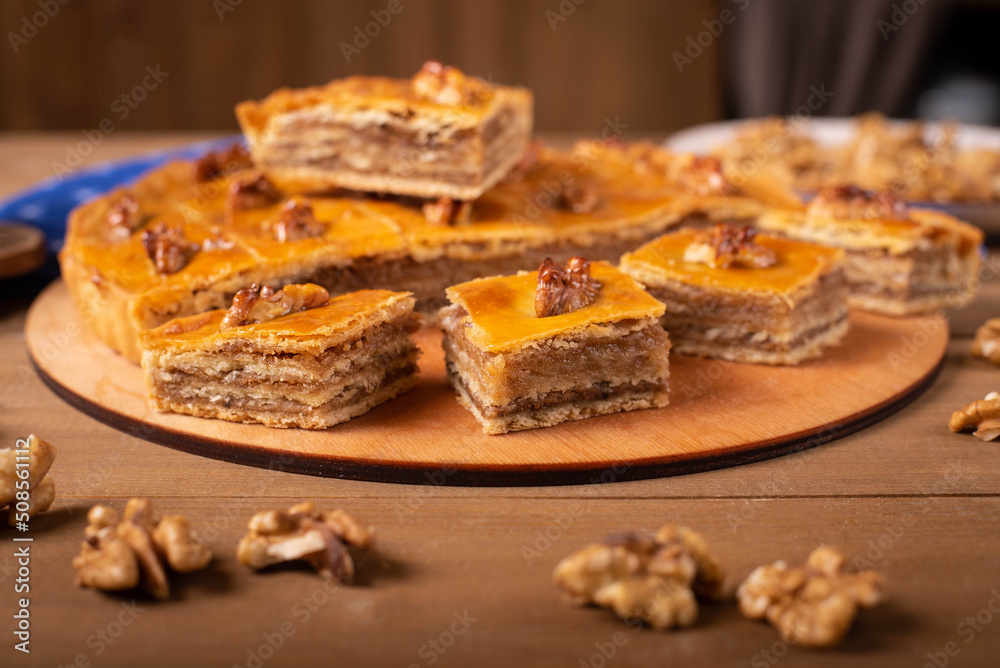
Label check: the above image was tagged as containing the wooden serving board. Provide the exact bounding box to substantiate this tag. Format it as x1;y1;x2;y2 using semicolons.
26;280;947;486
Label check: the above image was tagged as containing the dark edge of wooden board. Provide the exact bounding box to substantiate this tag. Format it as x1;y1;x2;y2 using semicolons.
29;349;944;487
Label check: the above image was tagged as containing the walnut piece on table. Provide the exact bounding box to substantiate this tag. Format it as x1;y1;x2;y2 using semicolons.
737;545;884;648
0;434;56;527
949;391;1000;441
236;502;374;584
72;498;212;599
971;319;1000;366
552;524;724;630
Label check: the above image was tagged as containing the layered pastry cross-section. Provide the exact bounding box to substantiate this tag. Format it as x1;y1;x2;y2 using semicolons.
236;61;534;200
755;185;983;315
139;285;420;429
619;225;849;365
440;259;671;434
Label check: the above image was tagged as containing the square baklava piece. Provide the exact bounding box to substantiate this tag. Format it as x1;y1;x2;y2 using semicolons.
140;284;420;429
440;258;671;434
236;61;533;200
755;185;983;315
619;224;848;365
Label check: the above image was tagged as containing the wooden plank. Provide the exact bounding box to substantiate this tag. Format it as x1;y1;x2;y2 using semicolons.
2;497;998;668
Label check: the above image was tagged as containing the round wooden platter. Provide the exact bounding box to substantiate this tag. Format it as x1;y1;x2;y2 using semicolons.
27;280;947;486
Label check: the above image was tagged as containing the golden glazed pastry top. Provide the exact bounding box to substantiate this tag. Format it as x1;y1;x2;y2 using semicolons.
444;261;665;354
63;142;751;304
236;66;530;133
140;289;414;355
757;206;983;257
619;229;845;295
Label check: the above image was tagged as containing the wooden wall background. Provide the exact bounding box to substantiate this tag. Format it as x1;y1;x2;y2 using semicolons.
0;0;723;134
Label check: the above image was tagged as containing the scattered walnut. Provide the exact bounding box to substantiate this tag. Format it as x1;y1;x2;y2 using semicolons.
274;199;325;241
949;391;1000;441
422;197;473;226
237;502;374;583
737;546;884;648
971;319;1000;366
808;184;910;222
221;283;330;329
140;222;200;274
673;155;738;197
0;435;56;527
411;60;491;106
556;182;601;214
227;173;282;211
72;498;212;599
194;144;254;182
535;257;601;318
106;194;142;240
683;224;778;270
552;524;724;630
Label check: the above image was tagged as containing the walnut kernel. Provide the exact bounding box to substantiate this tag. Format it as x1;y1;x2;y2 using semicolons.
227;173;282;211
422;197;472;226
552;524;724;630
221;283;330;329
72;498;212;599
949;391;1000;441
808;184;910;222
140;222;200;274
535;257;601;318
194;144;253;182
683;224;778;270
0;434;56;527
411;61;492;107
737;546;884;648
274;199;325;241
236;502;374;583
971;319;1000;366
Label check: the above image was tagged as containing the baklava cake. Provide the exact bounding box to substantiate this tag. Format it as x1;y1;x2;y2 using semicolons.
619;225;848;365
236;61;534;200
439;258;671;434
755;185;983;315
139;285;419;429
60;141;705;362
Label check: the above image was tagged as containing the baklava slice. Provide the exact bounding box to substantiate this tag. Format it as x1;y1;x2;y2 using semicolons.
619;225;848;365
236;61;533;200
140;284;419;429
755;185;983;315
440;259;670;434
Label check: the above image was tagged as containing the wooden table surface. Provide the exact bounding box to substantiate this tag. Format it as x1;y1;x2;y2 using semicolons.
2;134;1000;668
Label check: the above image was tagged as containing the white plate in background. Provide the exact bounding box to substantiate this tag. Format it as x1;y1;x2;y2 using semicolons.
665;118;1000;233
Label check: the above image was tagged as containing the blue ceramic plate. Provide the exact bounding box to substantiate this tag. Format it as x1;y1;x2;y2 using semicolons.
0;136;242;255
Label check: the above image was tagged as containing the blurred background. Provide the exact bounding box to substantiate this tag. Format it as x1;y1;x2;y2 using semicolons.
2;0;999;135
